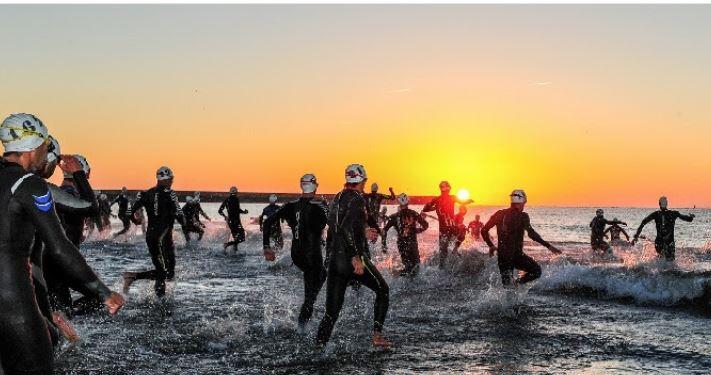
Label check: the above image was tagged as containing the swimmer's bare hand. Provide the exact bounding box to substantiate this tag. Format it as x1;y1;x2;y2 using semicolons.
58;155;83;174
263;247;276;262
104;292;125;315
352;256;364;275
52;311;79;343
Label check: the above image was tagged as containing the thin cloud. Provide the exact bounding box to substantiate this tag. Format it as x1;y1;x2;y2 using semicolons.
532;81;552;86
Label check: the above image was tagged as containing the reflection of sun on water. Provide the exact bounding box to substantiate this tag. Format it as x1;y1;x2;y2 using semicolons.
457;189;470;201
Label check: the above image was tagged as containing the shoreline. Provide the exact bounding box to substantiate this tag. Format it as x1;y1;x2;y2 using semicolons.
94;190;707;209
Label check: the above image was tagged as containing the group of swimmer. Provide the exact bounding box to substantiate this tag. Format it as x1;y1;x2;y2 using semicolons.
0;114;124;374
0;112;698;374
589;201;695;261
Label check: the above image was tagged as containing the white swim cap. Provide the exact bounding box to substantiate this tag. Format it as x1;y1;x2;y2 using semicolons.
510;189;527;204
301;174;318;193
345;164;367;183
269;194;278;204
63;154;91;179
46;135;60;163
156;166;174;181
397;193;409;206
1;113;49;153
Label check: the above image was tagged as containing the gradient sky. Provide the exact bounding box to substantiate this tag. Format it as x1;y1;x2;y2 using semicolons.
1;5;710;207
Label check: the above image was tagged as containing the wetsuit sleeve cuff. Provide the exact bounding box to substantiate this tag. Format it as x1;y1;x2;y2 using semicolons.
85;280;112;301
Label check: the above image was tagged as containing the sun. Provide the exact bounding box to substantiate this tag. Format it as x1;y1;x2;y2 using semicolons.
456;188;470;201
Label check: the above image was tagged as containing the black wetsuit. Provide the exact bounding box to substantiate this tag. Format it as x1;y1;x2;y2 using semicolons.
481;207;553;286
194;201;210;225
633;209;694;261
453;212;467;252
422;194;466;266
57;179;101;246
1;161;58;346
263;197;327;325
468;219;483;240
46;172;101;315
181;202;204;241
98;198;111;229
219;195;247;249
111;194;131;236
30;182;108;325
316;189;389;346
589;217;624;253
0;162;111;374
363;191;395;231
259;203;283;250
382;208;428;276
127;186;183;296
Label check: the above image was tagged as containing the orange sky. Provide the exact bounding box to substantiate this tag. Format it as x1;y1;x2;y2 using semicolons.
1;5;710;207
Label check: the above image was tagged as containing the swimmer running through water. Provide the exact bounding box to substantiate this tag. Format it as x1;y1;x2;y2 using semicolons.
46;153;104;317
0;113;124;374
181;196;205;242
260;193;284;251
481;190;562;286
631;196;695;261
467;214;484;241
382;193;429;276
315;164;392;348
422;181;473;267
363;183;396;243
262;174;328;330
111;187;132;238
604;218;631;245
122;166;185;296
589;209;626;256
219;186;248;252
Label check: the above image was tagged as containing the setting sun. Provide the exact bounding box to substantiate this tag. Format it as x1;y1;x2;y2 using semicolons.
457;189;470;202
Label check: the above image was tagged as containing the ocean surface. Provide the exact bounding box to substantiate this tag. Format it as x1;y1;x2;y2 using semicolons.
54;204;711;374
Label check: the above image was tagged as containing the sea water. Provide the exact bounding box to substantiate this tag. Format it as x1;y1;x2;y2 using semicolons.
54;204;711;374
